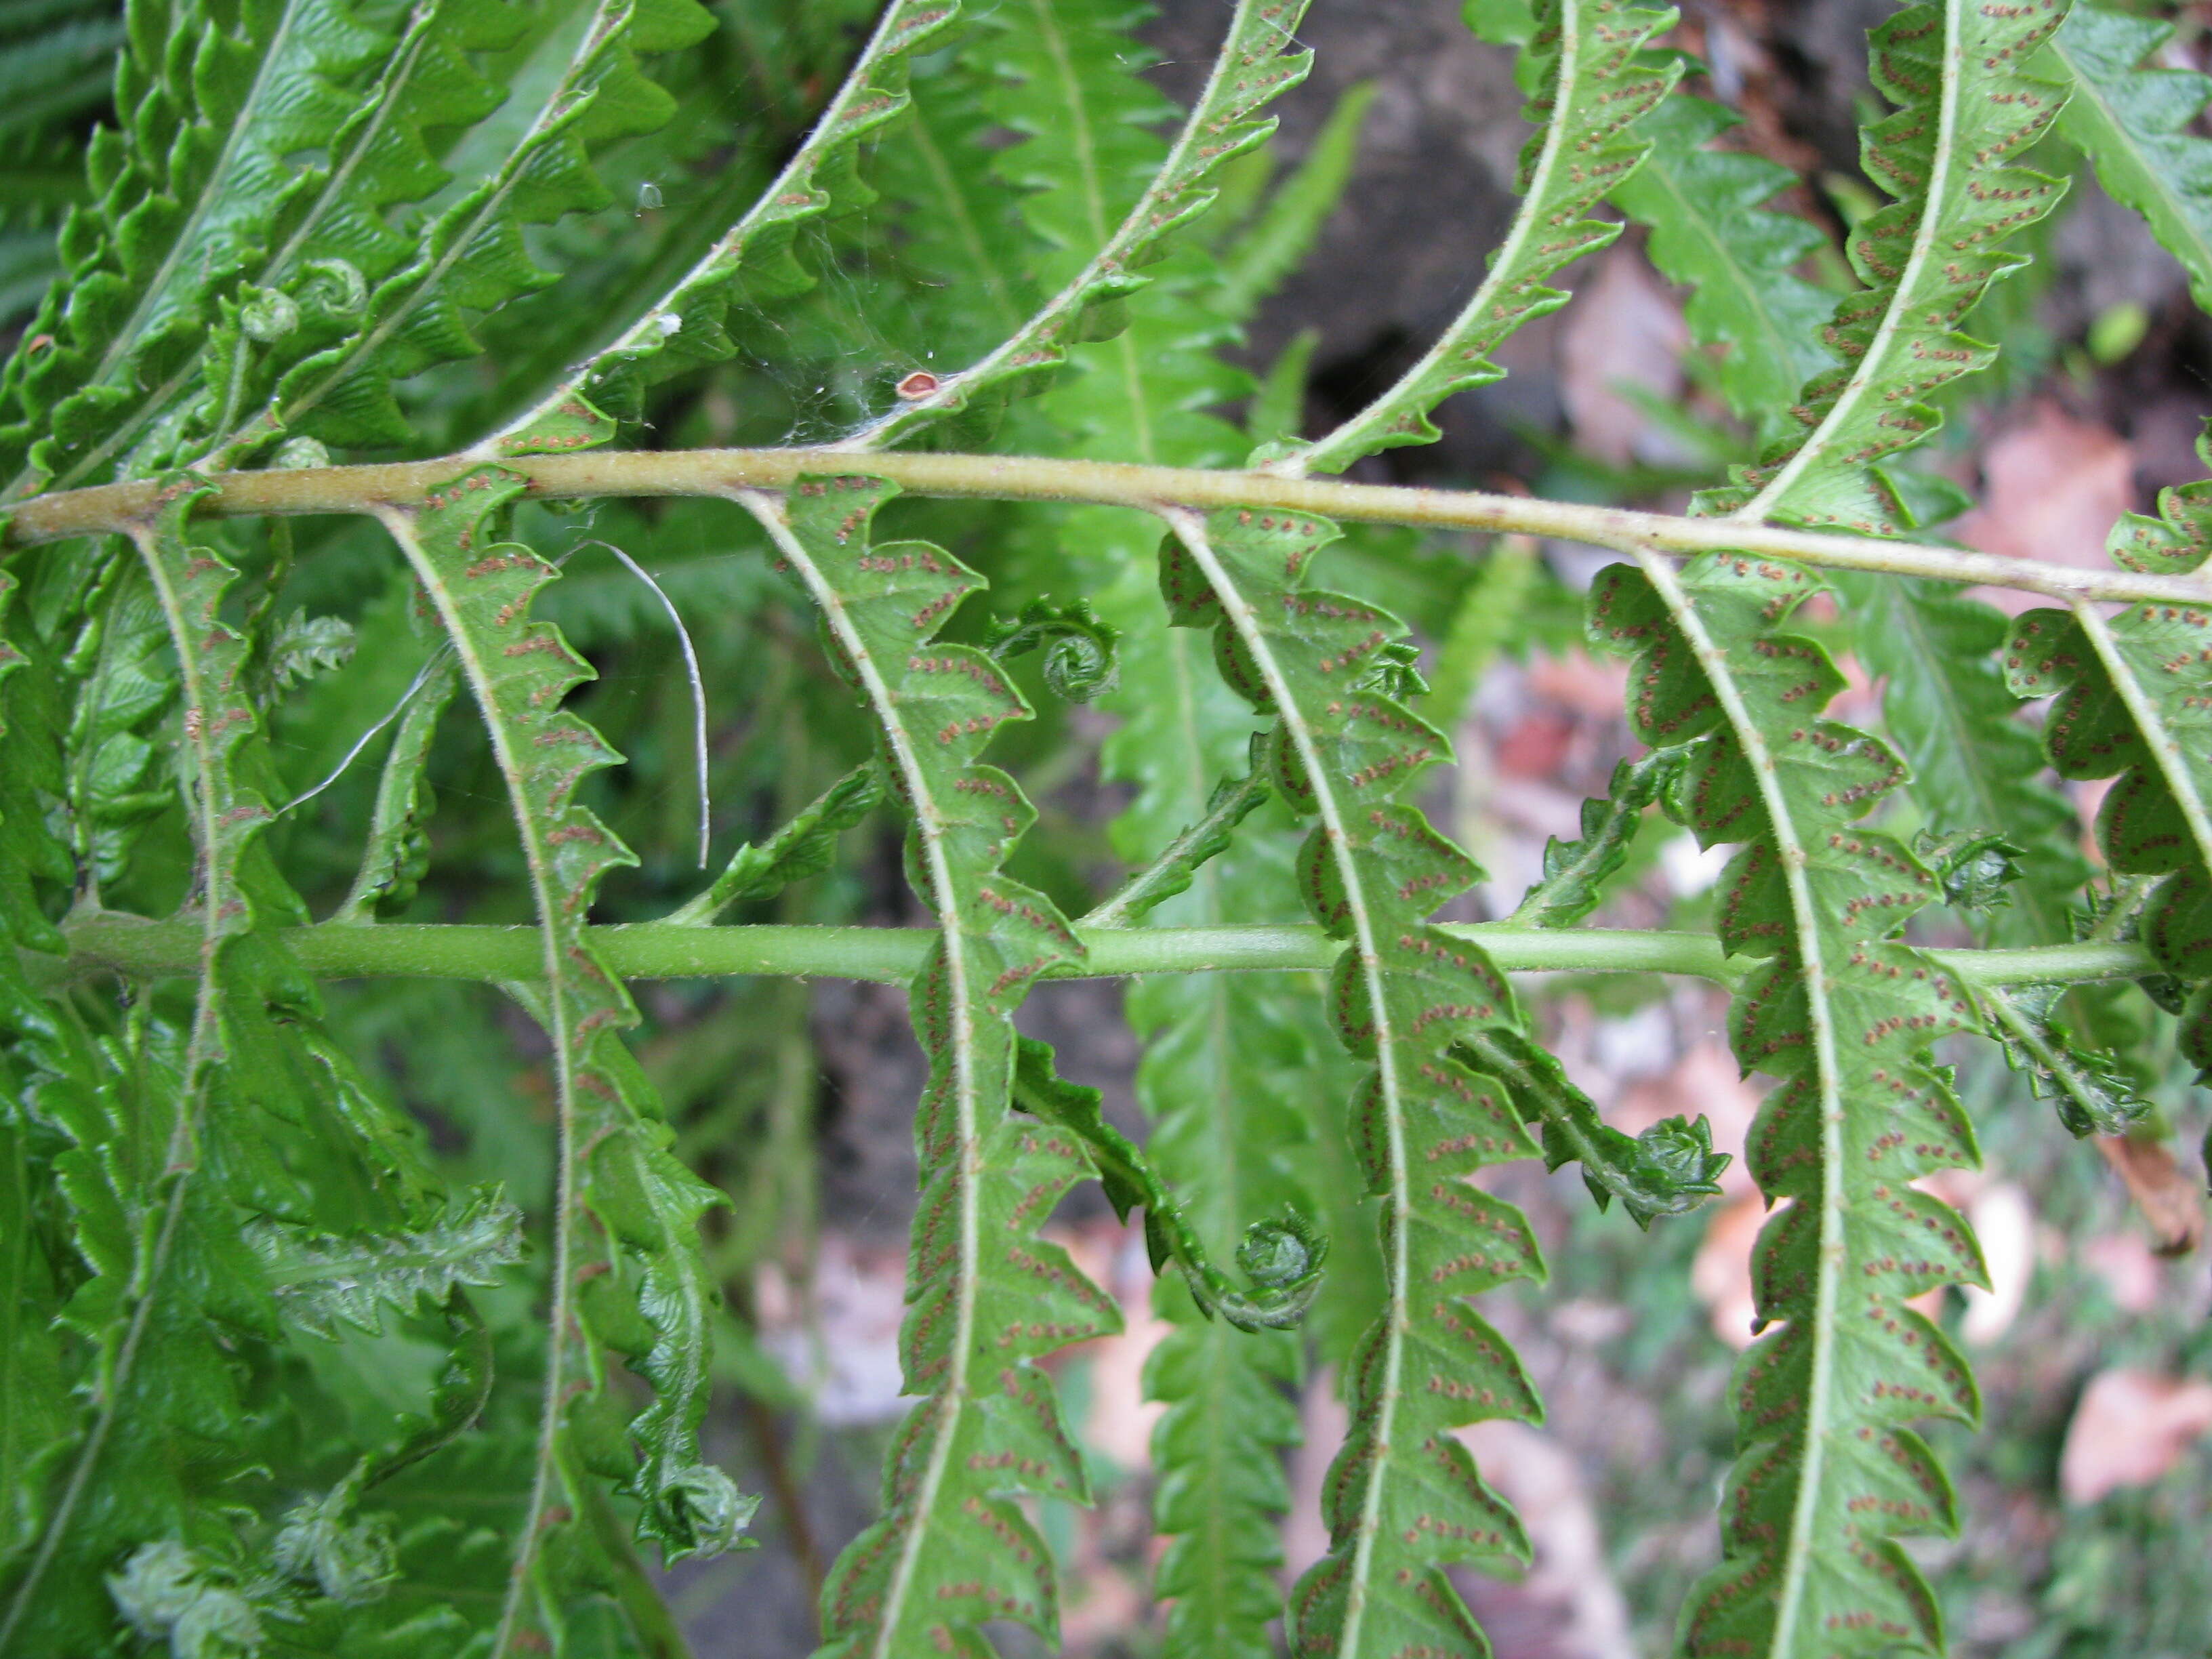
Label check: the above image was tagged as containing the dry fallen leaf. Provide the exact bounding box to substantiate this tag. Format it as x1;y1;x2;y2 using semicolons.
2096;1131;2205;1257
1961;1183;2034;1347
1455;1420;1637;1659
1692;1189;1765;1349
754;1231;909;1426
1558;244;1687;466
2060;1368;2212;1504
2082;1231;2163;1313
1954;401;2134;614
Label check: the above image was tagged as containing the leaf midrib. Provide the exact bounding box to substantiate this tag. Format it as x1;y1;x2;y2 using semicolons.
1739;0;1968;520
270;3;626;451
377;506;588;1659
2052;13;2212;302
1282;0;1589;479
47;22;438;491
1166;506;1405;1656
848;0;1300;451
1631;550;1843;1659
741;491;981;1659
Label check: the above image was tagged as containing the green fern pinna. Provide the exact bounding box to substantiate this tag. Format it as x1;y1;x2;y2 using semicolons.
0;0;2207;1653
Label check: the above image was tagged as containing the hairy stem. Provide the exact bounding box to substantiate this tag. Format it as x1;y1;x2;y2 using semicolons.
49;917;2152;991
10;451;2210;605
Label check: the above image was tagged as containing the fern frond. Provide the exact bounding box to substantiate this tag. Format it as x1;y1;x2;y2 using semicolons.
1012;1033;1326;1328
480;0;958;457
1612;89;1836;442
249;1188;523;1338
2005;556;2212;1070
3;489;468;1650
0;0;405;496
871;33;1042;363
1835;574;2087;948
1626;12;2102;1088
223;0;713;460
330;653;460;923
663;761;881;924
846;0;1314;450
738;474;1117;1659
978;24;1352;1639
47;1;529;492
1217;81;1376;323
1980;981;2152;1136
2047;1;2212;312
375;468;750;1643
1469;1027;1729;1227
0;565;82;1603
1510;746;1685;928
1591;550;1986;1658
0;1109;67;1583
1265;0;1677;477
1500;747;1740;1221
1713;0;2072;529
1082;761;1269;929
1155;503;1545;1659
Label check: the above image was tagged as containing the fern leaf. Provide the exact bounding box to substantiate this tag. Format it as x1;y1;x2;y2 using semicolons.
663;761;881;924
1082;762;1270;929
5;491;423;1650
1467;1027;1729;1227
375;468;750;1644
1265;0;1678;477
1832;574;2087;948
49;1;527;491
1713;0;2072;529
2005;600;2212;1069
1012;1033;1326;1329
249;1188;524;1338
481;0;958;456
870;31;1042;363
1155;503;1546;1659
331;653;460;924
0;567;77;1599
1510;745;1685;928
2047;1;2212;312
0;1108;68;1582
1500;747;1740;1221
1979;982;2152;1136
847;0;1315;449
1420;537;1537;729
0;0;405;496
228;0;713;459
978;22;1349;1637
737;474;1117;1659
979;0;1183;290
1590;550;1986;1658
1611;90;1835;441
1217;81;1377;322
1113;806;1326;1659
0;7;123;146
1999;441;2212;1075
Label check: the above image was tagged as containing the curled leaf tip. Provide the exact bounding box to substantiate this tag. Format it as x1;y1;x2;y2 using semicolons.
984;595;1122;701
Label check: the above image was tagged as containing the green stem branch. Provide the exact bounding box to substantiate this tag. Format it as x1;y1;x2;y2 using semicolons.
9;450;2211;606
49;916;2154;989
